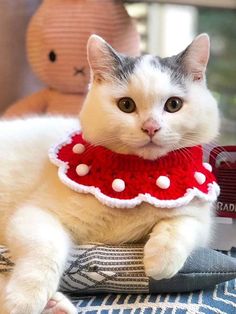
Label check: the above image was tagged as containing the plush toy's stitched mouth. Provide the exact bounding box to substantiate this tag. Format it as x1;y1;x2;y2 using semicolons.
74;67;85;76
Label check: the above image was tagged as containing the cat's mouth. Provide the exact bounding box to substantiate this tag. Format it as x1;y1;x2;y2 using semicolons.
140;141;163;150
134;141;169;160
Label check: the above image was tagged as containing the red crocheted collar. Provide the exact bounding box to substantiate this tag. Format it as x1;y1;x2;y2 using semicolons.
49;131;220;209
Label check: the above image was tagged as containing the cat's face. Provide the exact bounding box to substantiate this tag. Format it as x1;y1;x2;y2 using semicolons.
80;34;219;160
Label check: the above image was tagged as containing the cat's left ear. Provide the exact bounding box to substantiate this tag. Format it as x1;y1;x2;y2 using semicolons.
87;34;121;83
181;33;210;81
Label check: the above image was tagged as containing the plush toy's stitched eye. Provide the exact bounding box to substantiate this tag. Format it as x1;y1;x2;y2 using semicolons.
164;97;183;113
117;97;136;113
49;50;57;63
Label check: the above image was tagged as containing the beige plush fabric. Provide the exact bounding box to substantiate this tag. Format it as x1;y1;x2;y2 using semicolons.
0;0;43;114
3;0;141;118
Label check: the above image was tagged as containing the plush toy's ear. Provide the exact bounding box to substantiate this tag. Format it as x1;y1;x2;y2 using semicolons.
180;33;210;81
87;34;122;83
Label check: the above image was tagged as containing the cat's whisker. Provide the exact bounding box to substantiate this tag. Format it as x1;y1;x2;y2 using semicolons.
178;135;233;168
82;135;121;152
180;148;195;162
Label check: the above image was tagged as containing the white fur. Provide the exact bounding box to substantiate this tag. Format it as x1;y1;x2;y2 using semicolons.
0;35;219;314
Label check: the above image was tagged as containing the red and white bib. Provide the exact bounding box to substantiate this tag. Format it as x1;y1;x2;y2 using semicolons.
49;131;220;208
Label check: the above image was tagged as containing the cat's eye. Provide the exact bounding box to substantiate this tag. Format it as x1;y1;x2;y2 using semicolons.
49;50;57;63
164;97;183;113
117;97;136;113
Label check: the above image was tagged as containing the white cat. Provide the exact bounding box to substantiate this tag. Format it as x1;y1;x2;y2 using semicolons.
0;34;219;314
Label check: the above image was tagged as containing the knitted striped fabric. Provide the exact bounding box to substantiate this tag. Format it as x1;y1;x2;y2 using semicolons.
49;131;220;209
27;0;141;94
1;245;236;295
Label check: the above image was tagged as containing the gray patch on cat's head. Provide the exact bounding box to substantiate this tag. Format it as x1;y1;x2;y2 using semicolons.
108;47;142;82
145;50;189;90
106;45;146;81
149;56;160;69
158;50;189;89
107;44;188;89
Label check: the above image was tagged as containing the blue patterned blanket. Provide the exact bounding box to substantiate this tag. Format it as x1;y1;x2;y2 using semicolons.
72;280;236;314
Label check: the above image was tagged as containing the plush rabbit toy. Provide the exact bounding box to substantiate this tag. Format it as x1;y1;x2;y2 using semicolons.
4;0;140;117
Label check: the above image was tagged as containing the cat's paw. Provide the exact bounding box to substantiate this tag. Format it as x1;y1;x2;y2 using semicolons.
1;277;50;314
1;288;46;314
43;292;77;314
143;236;188;280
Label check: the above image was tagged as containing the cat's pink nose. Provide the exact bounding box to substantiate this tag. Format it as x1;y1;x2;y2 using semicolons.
141;118;160;137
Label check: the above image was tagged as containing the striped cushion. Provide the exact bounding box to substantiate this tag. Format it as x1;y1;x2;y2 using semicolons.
1;245;236;294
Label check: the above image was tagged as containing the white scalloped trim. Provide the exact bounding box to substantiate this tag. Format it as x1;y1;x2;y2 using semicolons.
49;132;220;209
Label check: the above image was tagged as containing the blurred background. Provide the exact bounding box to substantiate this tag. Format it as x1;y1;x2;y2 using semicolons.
125;0;236;145
0;0;235;145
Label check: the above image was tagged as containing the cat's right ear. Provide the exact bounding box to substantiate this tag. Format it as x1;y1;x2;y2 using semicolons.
87;35;121;83
180;33;210;81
